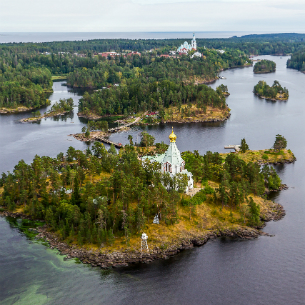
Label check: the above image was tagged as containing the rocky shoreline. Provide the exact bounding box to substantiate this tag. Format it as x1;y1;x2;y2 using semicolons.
257;156;296;166
0;199;285;269
254;71;275;74
254;92;288;102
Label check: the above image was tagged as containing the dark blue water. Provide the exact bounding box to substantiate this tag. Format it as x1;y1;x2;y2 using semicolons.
1;56;305;304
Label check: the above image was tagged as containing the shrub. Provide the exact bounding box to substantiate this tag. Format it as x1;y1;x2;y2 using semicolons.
204;185;215;194
181;197;190;207
262;154;268;160
189;190;207;205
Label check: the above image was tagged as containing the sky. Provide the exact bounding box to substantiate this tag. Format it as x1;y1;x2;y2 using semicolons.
0;0;304;32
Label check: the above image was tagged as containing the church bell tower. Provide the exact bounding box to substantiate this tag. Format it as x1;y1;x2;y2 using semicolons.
191;33;197;50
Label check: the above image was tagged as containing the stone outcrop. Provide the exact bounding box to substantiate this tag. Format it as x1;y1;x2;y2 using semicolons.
0;199;285;269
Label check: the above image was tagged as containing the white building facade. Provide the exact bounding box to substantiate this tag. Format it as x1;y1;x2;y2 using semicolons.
142;128;194;192
177;33;197;54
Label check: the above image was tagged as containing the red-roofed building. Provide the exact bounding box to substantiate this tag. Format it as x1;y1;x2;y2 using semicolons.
127;51;141;57
99;52;120;58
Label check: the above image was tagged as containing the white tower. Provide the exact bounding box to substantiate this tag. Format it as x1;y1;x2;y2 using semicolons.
141;233;149;253
191;33;197;50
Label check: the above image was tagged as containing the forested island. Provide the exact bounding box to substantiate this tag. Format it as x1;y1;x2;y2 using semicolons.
78;81;230;124
287;51;305;73
254;80;289;101
253;59;276;74
0;132;295;267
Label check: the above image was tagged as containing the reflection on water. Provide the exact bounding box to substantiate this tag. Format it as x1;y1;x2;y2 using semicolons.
1;56;305;304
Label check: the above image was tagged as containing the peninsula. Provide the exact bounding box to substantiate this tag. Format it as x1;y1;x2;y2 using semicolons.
20;98;74;123
0;129;294;268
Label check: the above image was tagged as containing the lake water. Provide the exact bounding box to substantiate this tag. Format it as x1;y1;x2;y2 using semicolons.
1;56;305;304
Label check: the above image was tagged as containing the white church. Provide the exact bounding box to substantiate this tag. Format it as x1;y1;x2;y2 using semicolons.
177;33;197;54
142;127;194;192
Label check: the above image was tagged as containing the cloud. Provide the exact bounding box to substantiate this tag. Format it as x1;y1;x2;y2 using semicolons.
0;0;304;32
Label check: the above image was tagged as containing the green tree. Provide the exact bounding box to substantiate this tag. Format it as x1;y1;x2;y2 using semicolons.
240;138;249;153
273;134;287;152
108;144;117;155
248;197;260;225
85;128;90;138
128;135;133;145
140;131;155;147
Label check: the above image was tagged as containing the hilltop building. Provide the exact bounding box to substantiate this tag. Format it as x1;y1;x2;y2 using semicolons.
177;33;197;54
142;128;194;192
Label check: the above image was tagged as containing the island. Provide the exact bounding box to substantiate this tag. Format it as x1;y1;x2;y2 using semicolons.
253;59;276;74
0;129;295;268
254;80;289;101
77;83;230;127
20;98;74;123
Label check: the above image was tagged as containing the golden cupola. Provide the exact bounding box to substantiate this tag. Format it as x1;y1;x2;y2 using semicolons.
169;127;177;143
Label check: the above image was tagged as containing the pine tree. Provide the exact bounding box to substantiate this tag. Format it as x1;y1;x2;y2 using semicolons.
71;176;81;206
240;138;249;153
248;197;260;225
273;134;287;152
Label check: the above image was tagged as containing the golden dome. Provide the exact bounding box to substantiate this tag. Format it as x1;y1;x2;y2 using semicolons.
169;126;177;143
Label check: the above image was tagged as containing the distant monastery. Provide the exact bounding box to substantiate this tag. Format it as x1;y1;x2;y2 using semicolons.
143;128;194;192
177;33;197;55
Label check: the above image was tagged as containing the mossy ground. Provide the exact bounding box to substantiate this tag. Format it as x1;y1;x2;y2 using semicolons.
52;75;67;81
221;149;295;164
0;106;33;113
163;104;230;123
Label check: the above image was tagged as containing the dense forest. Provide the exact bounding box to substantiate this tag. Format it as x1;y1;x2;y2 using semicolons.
253;59;276;73
2;33;305;55
1;33;304;110
287;50;305;72
0;65;52;109
66;49;250;89
79;81;227;117
254;80;289;100
0;142;282;246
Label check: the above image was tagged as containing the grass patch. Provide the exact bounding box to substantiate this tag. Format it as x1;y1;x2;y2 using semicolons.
220;149;295;164
163;104;230;123
52;75;67;81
